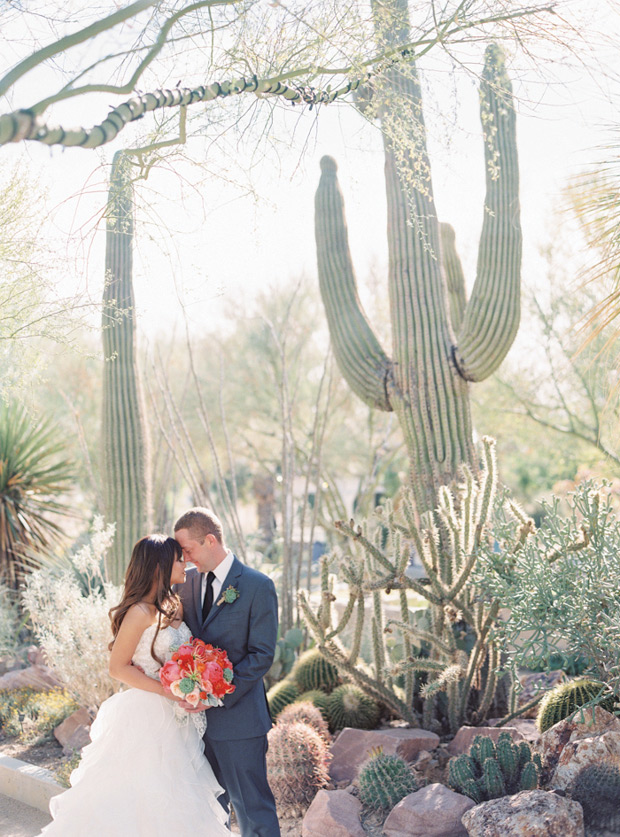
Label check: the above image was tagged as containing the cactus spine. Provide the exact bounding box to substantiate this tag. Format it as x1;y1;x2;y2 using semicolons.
327;684;380;732
102;151;151;583
266;679;300;718
570;763;620;830
448;732;540;802
277;701;331;742
536;679;615;733
314;0;521;516
266;721;331;813
296;689;330;720
292;647;340;693
357;750;418;811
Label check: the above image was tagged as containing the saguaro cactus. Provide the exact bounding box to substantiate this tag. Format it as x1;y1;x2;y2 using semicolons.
102;151;151;583
315;1;521;513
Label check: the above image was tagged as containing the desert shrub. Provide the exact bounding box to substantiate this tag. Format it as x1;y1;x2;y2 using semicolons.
0;583;23;657
21;517;122;709
478;481;620;701
54;751;82;788
0;687;78;742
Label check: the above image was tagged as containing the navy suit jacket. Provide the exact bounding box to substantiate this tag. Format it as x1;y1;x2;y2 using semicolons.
176;557;277;741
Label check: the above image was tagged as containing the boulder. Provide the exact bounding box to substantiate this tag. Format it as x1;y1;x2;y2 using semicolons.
302;789;365;837
0;663;61;692
447;725;524;756
329;727;440;784
541;707;620;785
487;718;540;744
54;708;92;752
550;731;620;791
383;783;474;837
462;790;584;837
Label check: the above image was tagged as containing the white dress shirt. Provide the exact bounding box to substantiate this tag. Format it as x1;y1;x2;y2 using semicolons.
200;549;234;607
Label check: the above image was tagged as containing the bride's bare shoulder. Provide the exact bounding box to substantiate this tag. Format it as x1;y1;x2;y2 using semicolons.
125;602;156;626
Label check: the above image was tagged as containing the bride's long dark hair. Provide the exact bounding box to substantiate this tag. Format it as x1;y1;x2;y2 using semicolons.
108;534;181;665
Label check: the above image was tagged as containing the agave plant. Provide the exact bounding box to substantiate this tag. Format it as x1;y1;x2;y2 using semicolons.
0;402;76;589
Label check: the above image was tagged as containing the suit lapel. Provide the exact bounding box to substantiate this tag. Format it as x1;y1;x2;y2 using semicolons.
203;555;243;629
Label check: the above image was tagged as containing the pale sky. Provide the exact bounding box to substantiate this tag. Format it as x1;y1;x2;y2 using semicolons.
2;2;619;351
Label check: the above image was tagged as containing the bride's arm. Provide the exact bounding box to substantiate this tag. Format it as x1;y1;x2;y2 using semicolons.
109;606;172;697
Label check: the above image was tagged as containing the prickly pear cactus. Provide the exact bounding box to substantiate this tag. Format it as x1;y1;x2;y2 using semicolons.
327;684;380;732
536;679;615;733
358;749;418;812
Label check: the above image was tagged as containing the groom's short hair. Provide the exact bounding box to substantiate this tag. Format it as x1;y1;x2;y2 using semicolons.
174;507;224;544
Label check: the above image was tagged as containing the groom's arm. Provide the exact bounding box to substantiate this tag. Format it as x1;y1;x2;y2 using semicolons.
222;577;278;709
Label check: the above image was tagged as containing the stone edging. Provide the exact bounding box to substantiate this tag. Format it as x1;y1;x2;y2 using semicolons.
0;755;64;812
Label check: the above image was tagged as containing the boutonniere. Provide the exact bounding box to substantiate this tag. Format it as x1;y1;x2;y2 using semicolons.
217;585;240;606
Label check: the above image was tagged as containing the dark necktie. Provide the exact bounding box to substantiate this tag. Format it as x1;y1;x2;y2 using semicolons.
202;571;215;622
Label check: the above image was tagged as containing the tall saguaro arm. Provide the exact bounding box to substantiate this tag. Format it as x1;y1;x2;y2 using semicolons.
315;34;521;514
315;156;394;412
454;44;522;382
102;151;151;583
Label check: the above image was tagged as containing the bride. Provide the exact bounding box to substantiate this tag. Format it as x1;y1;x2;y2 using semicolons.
40;534;230;836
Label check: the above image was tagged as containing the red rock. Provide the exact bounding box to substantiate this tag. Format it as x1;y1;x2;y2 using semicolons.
487;718;540;744
62;724;91;756
447;725;524;756
54;708;92;748
541;707;620;781
461;790;584;837
302;789;364;837
0;664;61;692
329;727;440;784
383;783;474;837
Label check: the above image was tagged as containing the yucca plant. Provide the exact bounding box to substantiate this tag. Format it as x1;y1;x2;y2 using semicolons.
0;402;75;589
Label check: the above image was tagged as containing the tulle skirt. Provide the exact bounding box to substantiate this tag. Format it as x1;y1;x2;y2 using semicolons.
41;689;230;836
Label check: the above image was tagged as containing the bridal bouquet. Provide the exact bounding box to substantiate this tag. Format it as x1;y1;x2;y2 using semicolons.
160;637;235;708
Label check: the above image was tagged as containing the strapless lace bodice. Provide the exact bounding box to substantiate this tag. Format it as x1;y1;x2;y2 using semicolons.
132;621;192;679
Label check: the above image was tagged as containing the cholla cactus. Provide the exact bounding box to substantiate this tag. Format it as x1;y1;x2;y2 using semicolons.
448;732;541;802
315;0;521;516
266;721;331;813
300;436;517;732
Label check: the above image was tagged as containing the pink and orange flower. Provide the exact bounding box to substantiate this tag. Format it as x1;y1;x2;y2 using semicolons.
160;638;235;708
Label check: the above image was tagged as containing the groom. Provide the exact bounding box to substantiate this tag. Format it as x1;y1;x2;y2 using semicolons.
174;507;280;837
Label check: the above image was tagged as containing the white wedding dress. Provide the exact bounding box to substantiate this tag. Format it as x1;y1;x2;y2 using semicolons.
41;622;230;836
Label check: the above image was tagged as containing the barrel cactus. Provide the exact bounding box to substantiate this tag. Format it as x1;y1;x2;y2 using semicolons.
292;648;340;693
102;150;151;583
266;721;331;813
266;679;300;718
358;749;417;812
570;763;620;830
448;732;541;802
295;689;330;720
536;679;615;733
278;701;330;742
327;684;380;732
315;0;521;516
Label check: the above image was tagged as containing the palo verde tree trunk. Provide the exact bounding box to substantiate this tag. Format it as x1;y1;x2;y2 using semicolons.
315;0;521;514
102;151;151;583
